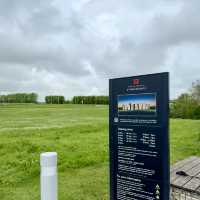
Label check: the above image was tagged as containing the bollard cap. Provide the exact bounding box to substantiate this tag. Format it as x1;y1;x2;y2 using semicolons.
40;152;57;167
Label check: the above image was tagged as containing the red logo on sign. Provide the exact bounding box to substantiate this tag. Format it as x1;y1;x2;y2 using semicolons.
133;79;140;85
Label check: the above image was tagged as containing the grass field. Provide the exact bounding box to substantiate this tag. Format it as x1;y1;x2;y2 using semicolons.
0;104;200;200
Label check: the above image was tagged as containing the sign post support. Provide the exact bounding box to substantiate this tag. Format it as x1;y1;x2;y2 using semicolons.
40;152;58;200
109;72;169;200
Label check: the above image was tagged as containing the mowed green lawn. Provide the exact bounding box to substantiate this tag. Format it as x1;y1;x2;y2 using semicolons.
0;104;200;200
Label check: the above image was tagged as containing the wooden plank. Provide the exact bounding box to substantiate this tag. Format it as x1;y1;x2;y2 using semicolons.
183;175;200;191
170;156;197;173
195;184;200;194
173;159;200;187
193;172;200;193
172;160;200;188
170;157;200;184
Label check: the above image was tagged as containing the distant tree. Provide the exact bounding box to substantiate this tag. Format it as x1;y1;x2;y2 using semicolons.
191;80;200;103
0;93;38;104
72;96;109;105
170;93;198;119
170;80;200;119
45;96;65;104
193;106;200;119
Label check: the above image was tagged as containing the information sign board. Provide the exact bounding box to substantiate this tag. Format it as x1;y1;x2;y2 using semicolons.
109;72;169;200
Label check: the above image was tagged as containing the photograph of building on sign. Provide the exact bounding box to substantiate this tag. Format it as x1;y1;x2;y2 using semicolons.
118;93;157;116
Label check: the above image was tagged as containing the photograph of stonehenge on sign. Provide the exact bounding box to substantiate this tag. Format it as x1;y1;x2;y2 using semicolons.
118;93;157;116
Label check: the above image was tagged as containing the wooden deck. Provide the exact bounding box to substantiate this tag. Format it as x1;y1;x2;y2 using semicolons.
170;156;200;195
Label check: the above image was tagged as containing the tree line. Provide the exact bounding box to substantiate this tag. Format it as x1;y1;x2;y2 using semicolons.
45;95;109;105
0;93;38;103
71;96;109;105
170;80;200;119
45;96;65;104
2;80;199;120
0;93;109;105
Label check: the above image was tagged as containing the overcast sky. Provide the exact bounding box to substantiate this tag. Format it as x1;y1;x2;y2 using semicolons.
0;0;199;101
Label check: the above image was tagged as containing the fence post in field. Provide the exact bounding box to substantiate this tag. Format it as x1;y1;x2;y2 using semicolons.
40;152;58;200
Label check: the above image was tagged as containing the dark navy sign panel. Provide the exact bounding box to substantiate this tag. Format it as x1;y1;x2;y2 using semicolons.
109;72;169;200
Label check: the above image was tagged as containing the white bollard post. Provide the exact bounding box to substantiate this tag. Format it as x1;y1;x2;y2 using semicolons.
40;152;58;200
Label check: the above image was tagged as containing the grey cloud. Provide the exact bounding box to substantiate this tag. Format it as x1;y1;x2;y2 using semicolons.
149;1;200;46
0;0;199;99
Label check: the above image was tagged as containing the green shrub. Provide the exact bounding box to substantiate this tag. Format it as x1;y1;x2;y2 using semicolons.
193;106;200;119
